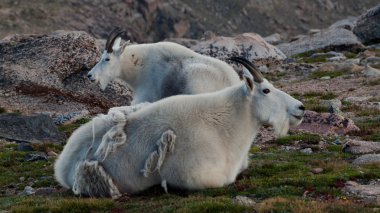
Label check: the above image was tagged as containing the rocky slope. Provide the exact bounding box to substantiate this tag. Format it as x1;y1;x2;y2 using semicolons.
1;0;379;42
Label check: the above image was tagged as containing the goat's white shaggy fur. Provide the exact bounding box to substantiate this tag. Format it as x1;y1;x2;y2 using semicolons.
55;72;304;197
87;39;240;104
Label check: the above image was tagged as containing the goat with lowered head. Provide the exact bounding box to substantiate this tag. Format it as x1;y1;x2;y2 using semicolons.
87;28;240;104
55;58;305;198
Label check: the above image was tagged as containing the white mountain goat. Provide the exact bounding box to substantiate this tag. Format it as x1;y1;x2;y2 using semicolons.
87;28;240;104
55;58;305;198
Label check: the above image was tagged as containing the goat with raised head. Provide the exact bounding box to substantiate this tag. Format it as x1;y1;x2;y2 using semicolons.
87;28;240;104
55;57;305;198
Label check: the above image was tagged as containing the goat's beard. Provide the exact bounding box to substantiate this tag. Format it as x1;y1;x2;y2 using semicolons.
272;117;290;137
99;76;112;90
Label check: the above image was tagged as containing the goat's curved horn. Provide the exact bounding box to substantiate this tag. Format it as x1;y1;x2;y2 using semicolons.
227;57;264;83
105;27;125;53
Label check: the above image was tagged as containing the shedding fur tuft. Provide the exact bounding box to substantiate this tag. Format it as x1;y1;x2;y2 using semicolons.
141;130;176;177
73;160;121;199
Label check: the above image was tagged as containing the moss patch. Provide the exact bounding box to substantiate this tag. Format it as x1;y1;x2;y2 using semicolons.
274;133;321;145
311;70;344;79
58;118;91;136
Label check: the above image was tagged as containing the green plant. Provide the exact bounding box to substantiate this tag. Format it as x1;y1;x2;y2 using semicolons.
310;70;344;79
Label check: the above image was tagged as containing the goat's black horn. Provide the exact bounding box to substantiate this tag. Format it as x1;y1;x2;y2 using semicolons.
105;27;125;53
227;57;264;83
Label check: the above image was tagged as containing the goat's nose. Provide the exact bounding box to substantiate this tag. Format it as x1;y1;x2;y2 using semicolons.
87;74;92;79
299;105;305;111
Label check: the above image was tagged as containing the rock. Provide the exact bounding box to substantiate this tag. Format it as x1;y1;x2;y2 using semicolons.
51;109;90;125
311;168;323;174
320;99;342;114
47;151;58;157
308;29;321;35
19;186;35;196
343;96;371;103
165;37;200;49
353;154;380;165
233;195;256;207
34;187;57;196
0;113;66;144
343;139;380;154
24;152;48;162
301;148;313;154
329;16;358;31
327;56;346;62
317;62;364;73
264;33;283;45
344;180;380;204
0;31;132;116
363;64;380;77
353;4;380;44
320;76;331;80
17;142;34;151
19;177;25;182
333;139;342;145
191;33;286;72
277;28;364;57
291;110;360;135
363;57;380;67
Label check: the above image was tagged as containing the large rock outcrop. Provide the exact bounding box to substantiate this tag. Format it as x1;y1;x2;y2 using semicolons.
353;4;380;44
0;31;132;115
0;113;66;144
190;33;286;72
277;28;364;57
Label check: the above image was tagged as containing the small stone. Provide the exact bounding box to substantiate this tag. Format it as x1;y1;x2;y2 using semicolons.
233;195;256;207
327;56;346;62
24;152;48;162
343;139;380;154
17;143;34;151
320;76;331;80
20;186;35;196
343;96;371;103
34;187;57;196
311;168;323;174
47;151;58;157
345;181;359;187
19;177;25;182
333;139;342;145
353;154;380;165
301;148;313;154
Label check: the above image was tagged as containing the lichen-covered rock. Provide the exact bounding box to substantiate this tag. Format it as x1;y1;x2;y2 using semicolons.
0;113;66;144
353;154;380;165
344;180;380;204
191;33;287;72
0;31;132;115
328;16;358;31
277;28;364;57
353;4;380;44
343;139;380;154
291;110;360;135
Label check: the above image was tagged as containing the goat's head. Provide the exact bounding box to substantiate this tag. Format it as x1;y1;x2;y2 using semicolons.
87;28;129;90
229;57;305;136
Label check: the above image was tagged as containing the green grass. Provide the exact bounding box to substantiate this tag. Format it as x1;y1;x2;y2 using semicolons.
0;146;379;212
351;117;380;142
344;52;357;59
310;70;344;79
304;99;329;113
58;118;91;136
274;133;321;145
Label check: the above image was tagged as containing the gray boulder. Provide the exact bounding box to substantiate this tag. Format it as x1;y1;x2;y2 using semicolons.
277;28;364;57
353;4;380;44
0;113;66;144
0;31;132;115
191;33;287;72
329;16;358;31
343;139;380;154
353;154;380;165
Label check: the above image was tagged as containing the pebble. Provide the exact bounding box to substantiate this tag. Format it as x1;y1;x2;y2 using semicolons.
301;148;313;154
19;177;25;182
47;151;58;157
233;195;256;207
320;76;331;80
19;186;35;196
311;168;324;174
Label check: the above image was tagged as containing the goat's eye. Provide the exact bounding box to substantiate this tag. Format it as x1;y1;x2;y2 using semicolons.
105;58;110;62
263;89;270;94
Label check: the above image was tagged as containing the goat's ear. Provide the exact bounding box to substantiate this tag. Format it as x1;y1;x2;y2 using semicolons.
119;40;130;55
112;37;122;52
242;68;254;92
